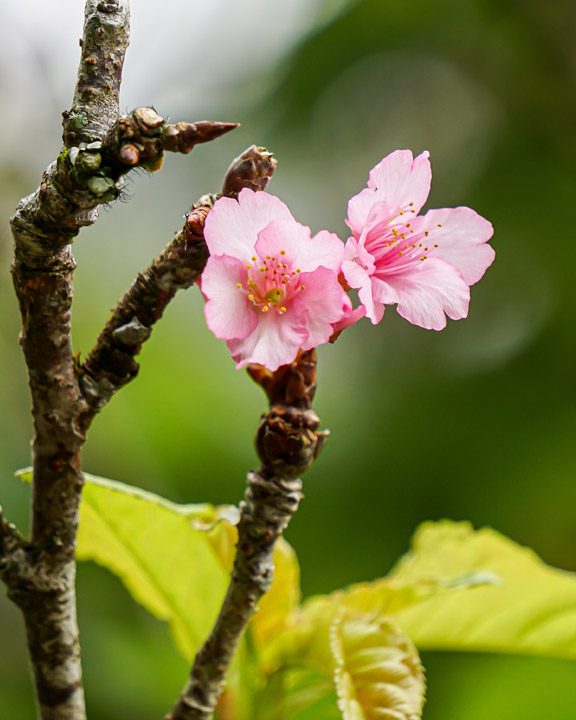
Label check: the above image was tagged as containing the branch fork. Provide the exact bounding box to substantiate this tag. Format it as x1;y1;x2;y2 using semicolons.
3;0;313;717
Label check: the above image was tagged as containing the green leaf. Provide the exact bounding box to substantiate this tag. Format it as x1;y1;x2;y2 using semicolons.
254;668;339;720
291;520;576;671
289;566;496;667
18;467;233;660
388;520;576;659
17;468;300;668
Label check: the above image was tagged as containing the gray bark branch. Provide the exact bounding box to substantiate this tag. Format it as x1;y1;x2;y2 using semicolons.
63;0;130;147
3;1;131;718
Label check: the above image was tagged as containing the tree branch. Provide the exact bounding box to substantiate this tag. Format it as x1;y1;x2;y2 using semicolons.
79;146;277;424
5;2;275;718
166;350;328;720
2;5;134;719
63;0;130;147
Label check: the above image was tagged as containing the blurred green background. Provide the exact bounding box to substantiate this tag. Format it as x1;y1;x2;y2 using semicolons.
2;0;576;716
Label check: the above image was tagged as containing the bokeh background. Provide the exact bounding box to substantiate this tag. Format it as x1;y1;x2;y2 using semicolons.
2;0;576;717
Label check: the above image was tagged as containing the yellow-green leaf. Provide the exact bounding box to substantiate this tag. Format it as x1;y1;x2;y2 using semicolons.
389;520;576;659
254;668;339;720
17;469;301;668
331;612;425;720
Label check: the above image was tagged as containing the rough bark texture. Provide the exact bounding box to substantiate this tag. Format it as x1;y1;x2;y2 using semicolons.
79;145;277;423
63;0;130;148
167;350;328;720
3;3;133;716
4;125;276;720
9;251;89;716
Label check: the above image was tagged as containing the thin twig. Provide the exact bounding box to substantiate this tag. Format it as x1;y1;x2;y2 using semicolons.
166;350;329;720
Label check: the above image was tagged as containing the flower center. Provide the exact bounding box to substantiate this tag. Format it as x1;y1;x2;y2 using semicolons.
367;212;443;270
237;251;304;315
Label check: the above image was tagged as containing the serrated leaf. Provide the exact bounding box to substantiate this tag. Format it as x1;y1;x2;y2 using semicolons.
389;520;576;659
277;606;425;720
330;613;425;720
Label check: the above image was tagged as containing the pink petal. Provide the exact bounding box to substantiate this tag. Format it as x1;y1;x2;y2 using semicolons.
309;229;346;272
292;267;349;349
359;281;385;325
347;150;431;237
342;237;375;293
227;311;308;371
255;221;344;272
381;257;470;330
330;301;366;341
410;207;495;285
344;236;375;274
204;189;294;261
202;255;258;340
342;239;383;324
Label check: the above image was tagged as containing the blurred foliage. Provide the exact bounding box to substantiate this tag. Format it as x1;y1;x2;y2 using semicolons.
20;472;576;719
2;0;576;717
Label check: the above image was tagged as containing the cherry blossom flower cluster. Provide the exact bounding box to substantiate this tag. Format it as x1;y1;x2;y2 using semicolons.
201;150;495;371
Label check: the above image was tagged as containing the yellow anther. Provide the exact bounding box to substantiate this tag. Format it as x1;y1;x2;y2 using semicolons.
246;263;252;269
420;256;427;261
280;249;286;255
236;282;243;288
433;243;439;248
262;305;269;312
279;306;287;313
251;256;257;261
424;231;429;237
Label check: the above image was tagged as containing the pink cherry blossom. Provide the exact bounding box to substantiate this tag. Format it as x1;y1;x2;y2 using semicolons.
201;189;349;371
342;150;495;330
